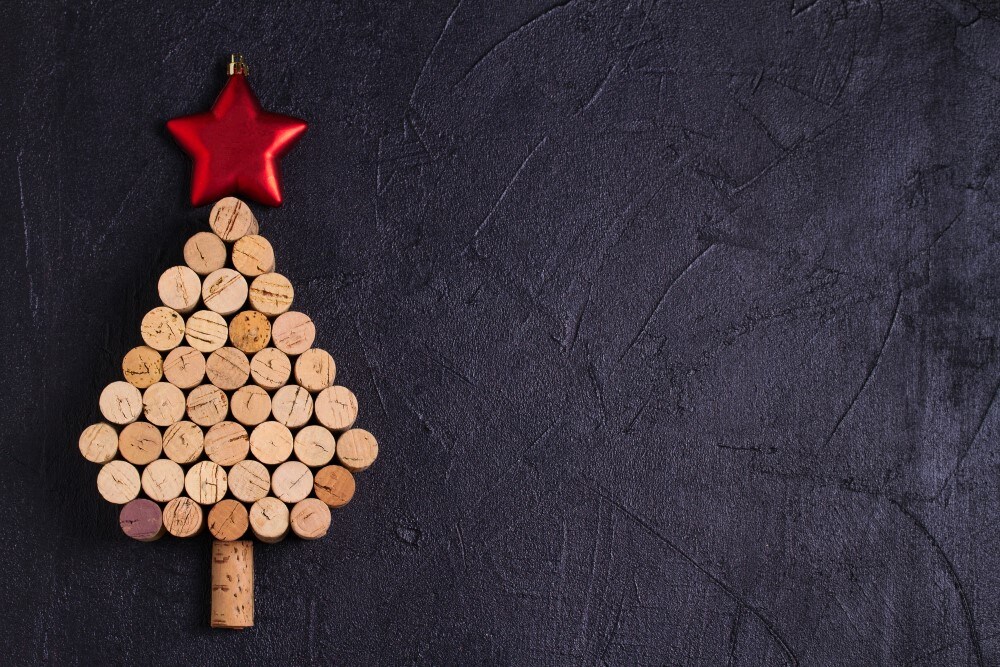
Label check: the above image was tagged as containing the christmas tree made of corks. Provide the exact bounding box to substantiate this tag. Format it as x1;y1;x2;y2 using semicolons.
77;197;378;628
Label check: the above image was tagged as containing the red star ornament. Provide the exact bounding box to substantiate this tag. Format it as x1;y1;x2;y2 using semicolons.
167;71;307;207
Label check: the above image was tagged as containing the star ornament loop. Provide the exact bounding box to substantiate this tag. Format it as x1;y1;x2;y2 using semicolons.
167;67;307;207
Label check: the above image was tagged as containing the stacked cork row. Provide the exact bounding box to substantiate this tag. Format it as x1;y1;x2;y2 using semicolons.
80;197;378;544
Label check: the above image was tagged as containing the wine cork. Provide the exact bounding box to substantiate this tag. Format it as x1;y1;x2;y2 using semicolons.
185;310;229;353
294;348;336;392
271;385;314;428
232;235;275;277
337;429;379;472
99;381;143;425
202;268;248;316
271;461;313;504
290;498;332;539
228;460;271;503
204;421;250;466
249;497;289;543
79;422;118;464
209;196;259;241
162;346;206;389
249;421;293;465
250;347;291;390
157;265;202;314
229;310;271;355
206;347;251;391
230;385;271;427
184;231;227;275
142;382;186;426
118;421;163;465
162;421;204;464
140;306;185;351
187;384;229;427
313;465;356;508
208;499;250;541
271;311;315;356
294;425;336;467
314;386;358;431
119;498;165;542
211;540;254;629
163;496;204;537
141;458;185;502
248;273;294;316
185;460;228;505
121;345;163;389
97;460;141;504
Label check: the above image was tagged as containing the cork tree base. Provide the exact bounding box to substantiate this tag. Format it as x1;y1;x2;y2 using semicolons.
211;540;254;629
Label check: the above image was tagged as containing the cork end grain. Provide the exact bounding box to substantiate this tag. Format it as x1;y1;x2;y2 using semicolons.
271;384;314;428
249;497;289;543
118;421;163;465
121;345;163;389
141;458;185;502
315;386;358;431
290;498;331;540
184;232;227;275
336;429;378;472
163;497;204;537
140;307;185;351
157;265;201;314
119;499;165;542
79;422;119;464
209;197;259;242
202;269;248;317
99;381;143;425
314;465;356;508
208;499;250;542
250;347;291;390
185;310;229;353
294;425;336;468
162;347;206;389
229;310;271;354
97;460;141;505
248;273;294;316
230;385;271;427
232;235;275;276
206;347;251;391
228;460;271;504
271;311;315;355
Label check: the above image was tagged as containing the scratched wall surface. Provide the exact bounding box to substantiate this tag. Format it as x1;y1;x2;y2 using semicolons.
1;0;999;664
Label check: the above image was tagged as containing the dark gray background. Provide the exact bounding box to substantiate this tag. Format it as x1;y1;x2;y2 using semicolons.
2;0;999;664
